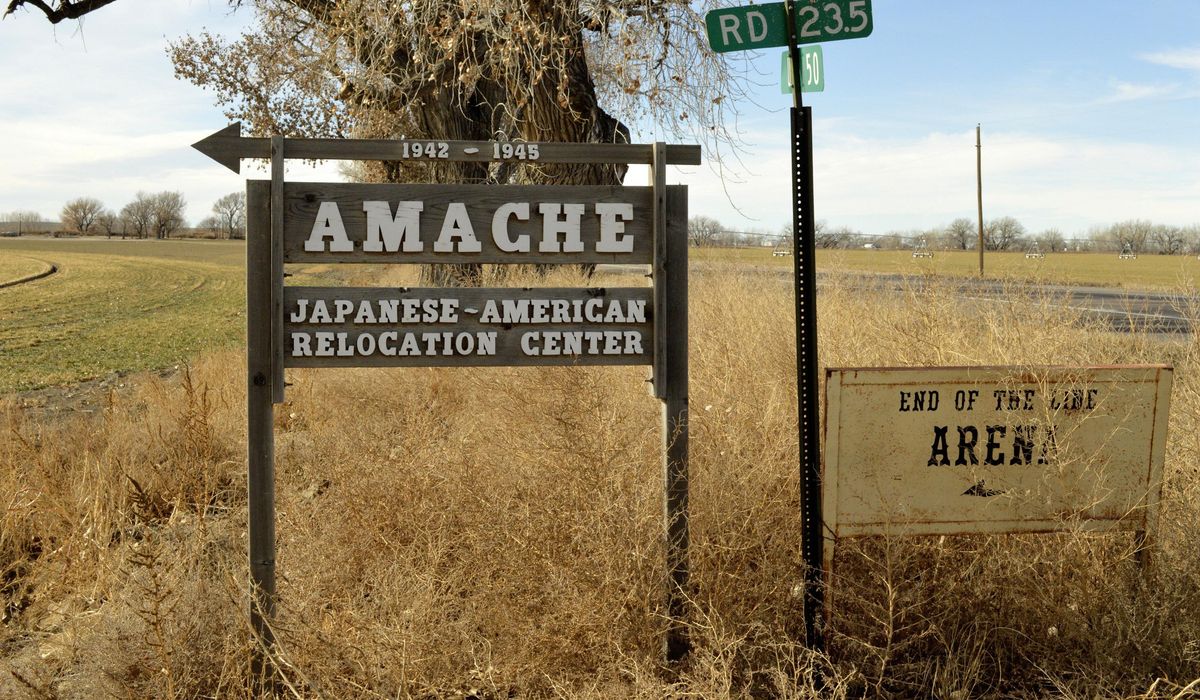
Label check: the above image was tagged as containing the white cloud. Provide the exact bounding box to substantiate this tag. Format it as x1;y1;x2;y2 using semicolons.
0;3;253;222
1096;81;1180;104
1141;47;1200;73
683;123;1200;237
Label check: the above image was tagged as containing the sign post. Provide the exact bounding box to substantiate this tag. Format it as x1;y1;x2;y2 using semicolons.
782;0;826;654
194;129;701;674
244;182;275;685
705;0;872;652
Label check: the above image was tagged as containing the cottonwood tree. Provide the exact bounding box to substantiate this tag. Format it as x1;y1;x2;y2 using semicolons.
150;191;187;239
983;216;1025;251
120;193;156;238
60;197;105;234
195;215;221;237
812;220;849;249
7;0;748;285
1095;219;1152;253
944;217;974;250
687;216;722;247
96;209;121;237
211;191;246;239
1035;228;1065;253
1184;225;1200;255
1150;224;1185;255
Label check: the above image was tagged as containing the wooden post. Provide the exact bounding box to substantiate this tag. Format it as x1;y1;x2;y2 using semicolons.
270;136;286;404
246;181;277;685
652;142;690;663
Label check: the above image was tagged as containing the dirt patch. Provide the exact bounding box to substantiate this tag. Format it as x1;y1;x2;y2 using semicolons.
6;365;182;420
0;258;57;289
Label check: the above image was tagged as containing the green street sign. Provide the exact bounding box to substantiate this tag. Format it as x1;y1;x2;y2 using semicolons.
781;46;825;93
706;0;873;53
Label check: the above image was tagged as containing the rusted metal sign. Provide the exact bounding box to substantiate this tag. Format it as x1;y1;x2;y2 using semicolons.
823;365;1173;540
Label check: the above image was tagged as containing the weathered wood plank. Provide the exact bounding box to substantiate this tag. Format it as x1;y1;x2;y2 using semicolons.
194;126;702;170
278;182;680;265
282;286;653;368
245;180;277;680
654;142;691;664
284;335;650;368
270;137;286;403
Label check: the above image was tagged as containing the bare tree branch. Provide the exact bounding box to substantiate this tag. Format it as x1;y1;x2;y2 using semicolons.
5;0;121;22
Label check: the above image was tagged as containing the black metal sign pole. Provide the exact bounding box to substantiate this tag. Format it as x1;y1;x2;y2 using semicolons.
783;0;825;652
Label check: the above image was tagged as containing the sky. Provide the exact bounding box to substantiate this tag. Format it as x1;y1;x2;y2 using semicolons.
0;1;1197;239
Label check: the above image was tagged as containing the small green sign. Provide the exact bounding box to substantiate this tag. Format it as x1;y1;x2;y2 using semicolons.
781;46;825;93
706;0;873;53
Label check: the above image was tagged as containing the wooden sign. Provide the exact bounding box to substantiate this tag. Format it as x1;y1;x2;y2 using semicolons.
282;182;683;265
199;132;698;675
192;123;701;172
823;365;1173;540
284;286;653;367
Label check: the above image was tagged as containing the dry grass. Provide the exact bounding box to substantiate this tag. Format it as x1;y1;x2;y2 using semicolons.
2;266;1200;698
693;247;1200;292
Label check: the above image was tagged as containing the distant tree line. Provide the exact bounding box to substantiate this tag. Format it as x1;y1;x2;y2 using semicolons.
59;192;190;239
687;215;1200;255
0;210;52;234
3;192;247;240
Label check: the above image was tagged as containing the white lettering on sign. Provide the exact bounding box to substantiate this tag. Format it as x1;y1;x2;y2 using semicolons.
476;297;645;324
433;202;483;253
292;331;498;358
362;201;423;252
537;203;585;253
595;202;634;253
719;14;742;45
302;201;632;255
492;202;531;253
519;330;644;357
304;202;354;252
290;298;461;324
286;293;649;362
747;10;769;42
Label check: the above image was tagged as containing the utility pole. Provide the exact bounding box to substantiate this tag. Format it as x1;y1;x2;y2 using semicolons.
976;124;984;276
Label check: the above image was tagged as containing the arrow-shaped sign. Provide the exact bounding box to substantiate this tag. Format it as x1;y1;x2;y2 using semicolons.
190;123;250;173
190;123;701;173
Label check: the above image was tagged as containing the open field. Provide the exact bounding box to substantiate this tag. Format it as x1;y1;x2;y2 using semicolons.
0;239;247;393
0;238;401;394
0;255;54;287
694;246;1200;290
3;237;1195;396
3;258;1199;697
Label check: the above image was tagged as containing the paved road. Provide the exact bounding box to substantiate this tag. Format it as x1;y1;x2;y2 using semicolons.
844;274;1193;334
597;265;1194;334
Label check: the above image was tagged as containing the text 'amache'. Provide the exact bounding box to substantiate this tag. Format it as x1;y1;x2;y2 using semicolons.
304;200;635;255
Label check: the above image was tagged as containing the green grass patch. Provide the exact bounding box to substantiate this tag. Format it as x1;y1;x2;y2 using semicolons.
0;239;248;392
